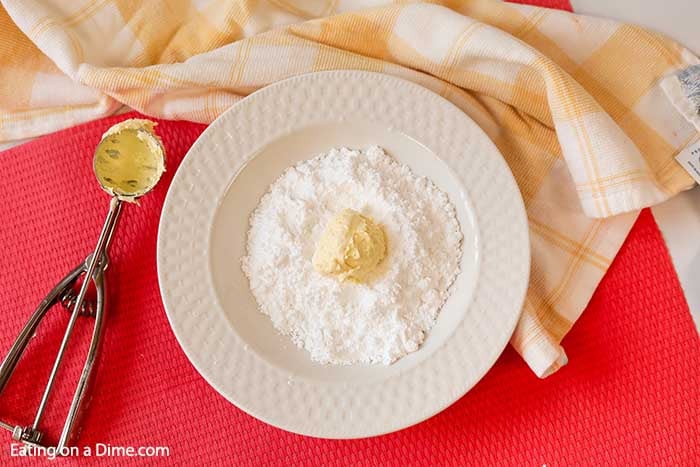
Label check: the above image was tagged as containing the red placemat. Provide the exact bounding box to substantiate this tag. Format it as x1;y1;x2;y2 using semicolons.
0;2;699;462
0;110;698;465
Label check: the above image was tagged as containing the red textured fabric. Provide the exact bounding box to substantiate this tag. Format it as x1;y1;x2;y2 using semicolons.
0;113;698;465
0;1;699;462
507;0;572;8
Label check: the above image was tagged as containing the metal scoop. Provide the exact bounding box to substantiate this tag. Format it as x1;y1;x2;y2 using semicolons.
0;119;165;450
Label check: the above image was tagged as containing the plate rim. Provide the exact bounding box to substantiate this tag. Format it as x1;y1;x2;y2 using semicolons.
157;70;530;439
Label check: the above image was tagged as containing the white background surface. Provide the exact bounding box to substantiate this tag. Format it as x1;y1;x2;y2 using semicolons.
571;0;700;329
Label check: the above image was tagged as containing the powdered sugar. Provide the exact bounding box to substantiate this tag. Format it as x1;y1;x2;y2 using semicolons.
241;146;463;364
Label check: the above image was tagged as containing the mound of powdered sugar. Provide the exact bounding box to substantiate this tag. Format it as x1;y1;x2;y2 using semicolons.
241;146;463;365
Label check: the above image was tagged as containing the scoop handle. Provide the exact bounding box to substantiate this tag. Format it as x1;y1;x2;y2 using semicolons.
31;197;122;431
0;262;84;395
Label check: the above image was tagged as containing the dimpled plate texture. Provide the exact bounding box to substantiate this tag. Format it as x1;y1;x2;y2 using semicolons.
157;71;530;438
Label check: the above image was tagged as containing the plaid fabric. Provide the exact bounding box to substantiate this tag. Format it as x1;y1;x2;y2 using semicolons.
0;0;697;377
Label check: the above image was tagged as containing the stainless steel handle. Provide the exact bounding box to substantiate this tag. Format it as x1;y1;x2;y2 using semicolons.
58;265;106;450
31;198;122;432
0;263;84;395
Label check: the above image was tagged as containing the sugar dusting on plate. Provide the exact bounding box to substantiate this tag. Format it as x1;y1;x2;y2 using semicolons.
241;146;463;365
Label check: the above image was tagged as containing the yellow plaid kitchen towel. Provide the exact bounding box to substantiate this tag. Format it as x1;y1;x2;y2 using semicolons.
1;0;698;377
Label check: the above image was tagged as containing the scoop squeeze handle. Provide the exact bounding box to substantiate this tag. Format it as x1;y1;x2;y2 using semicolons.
0;199;121;448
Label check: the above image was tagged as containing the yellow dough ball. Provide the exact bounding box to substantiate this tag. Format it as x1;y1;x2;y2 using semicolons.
312;209;387;283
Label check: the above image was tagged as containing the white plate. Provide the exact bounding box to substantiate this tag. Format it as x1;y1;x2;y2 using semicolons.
157;71;530;438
